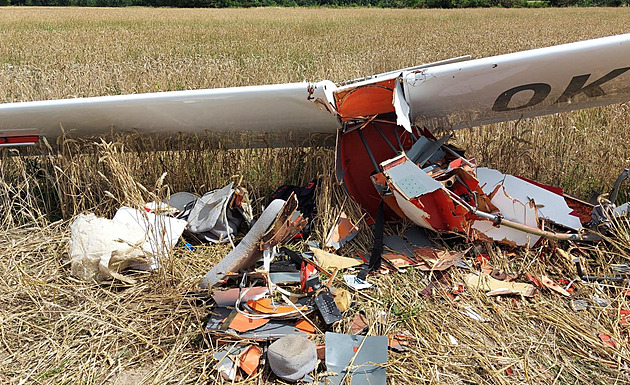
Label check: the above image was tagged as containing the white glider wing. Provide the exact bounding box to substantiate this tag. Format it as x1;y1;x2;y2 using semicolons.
0;81;339;146
402;33;630;130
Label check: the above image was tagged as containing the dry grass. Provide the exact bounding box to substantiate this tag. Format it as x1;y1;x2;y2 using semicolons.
1;7;630;384
1;7;630;98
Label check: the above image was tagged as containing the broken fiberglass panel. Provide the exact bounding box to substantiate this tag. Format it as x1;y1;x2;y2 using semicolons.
472;186;541;247
476;167;582;230
393;79;412;132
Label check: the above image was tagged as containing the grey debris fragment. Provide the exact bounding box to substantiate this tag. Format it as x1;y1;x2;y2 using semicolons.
324;332;387;385
199;199;286;288
383;235;415;259
570;298;590;311
403;226;433;248
268;335;317;382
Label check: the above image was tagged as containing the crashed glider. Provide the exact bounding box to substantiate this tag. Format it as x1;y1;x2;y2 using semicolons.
1;33;629;246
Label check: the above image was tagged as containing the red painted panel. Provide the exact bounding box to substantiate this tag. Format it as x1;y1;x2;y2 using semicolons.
334;79;397;119
339;122;413;219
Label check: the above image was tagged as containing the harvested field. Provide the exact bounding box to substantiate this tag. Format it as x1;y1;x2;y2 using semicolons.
1;7;630;385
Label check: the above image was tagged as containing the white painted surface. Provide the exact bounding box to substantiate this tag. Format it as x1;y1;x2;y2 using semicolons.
393;79;412;132
0;81;340;141
472;186;541;247
384;158;442;199
403;34;630;130
392;190;436;231
476;167;582;230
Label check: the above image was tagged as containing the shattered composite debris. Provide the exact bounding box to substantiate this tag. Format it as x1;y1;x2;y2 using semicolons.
387;334;411;352
541;275;572;297
414;247;465;271
261;193;308;250
213;344;262;380
212;287;269;307
229;313;270;333
382;252;420;270
570;298;590;311
295;319;315;334
325;211;360;251
247;297;308;315
476;168;582;230
206;307;308;340
214;346;241;381
350;313;369;335
460;307;488;322
375;145;605;246
200;194;305;288
238;345;262;377
383;235;417;259
471;185;541;247
403;227;433;247
72;187;626;384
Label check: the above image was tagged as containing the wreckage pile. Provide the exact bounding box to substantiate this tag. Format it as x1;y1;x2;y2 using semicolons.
61;165;630;383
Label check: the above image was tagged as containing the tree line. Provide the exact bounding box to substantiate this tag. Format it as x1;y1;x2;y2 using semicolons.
1;0;628;8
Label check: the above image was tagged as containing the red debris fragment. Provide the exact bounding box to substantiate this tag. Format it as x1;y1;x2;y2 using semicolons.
526;273;543;289
598;332;617;348
541;275;571;297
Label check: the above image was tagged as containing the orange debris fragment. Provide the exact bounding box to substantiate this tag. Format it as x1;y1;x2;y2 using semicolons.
295;319;315;334
229;312;269;333
598;332;617;348
238;345;262;377
247;297;307;315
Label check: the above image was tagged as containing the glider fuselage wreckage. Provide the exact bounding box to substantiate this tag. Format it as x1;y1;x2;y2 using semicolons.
1;34;630;247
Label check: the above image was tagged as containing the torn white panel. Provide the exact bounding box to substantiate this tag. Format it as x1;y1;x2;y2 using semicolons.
392;190;435;231
476;167;582;230
212;287;269;307
383;156;441;231
472;186;541;247
393;79;412;132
